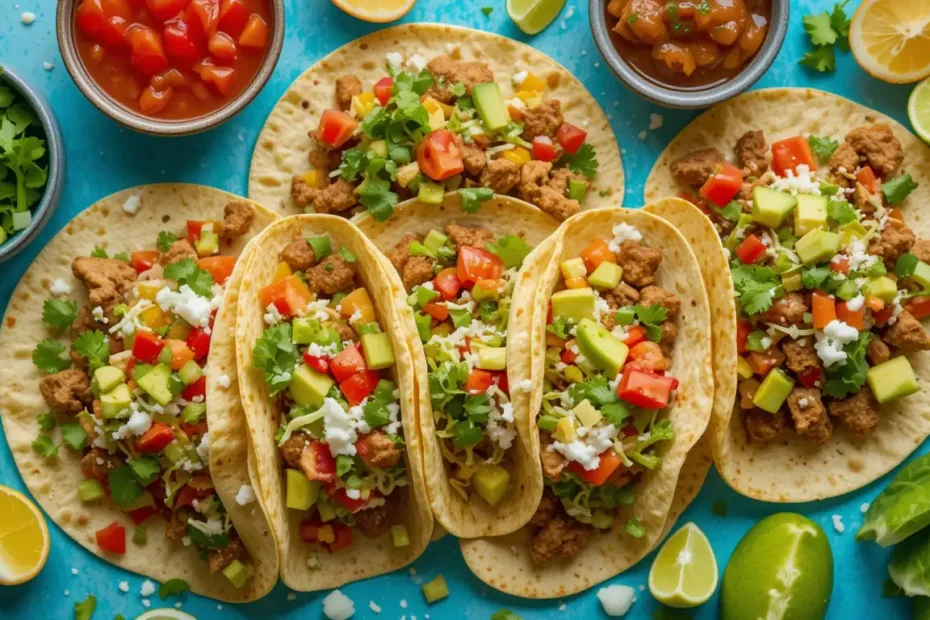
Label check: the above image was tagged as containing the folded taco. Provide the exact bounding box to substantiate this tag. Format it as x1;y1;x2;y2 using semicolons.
248;23;623;222
0;185;279;601
354;195;560;538
646;88;930;502
459;206;714;597
234;215;432;591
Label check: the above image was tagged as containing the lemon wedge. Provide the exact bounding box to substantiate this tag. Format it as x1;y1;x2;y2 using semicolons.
0;485;50;585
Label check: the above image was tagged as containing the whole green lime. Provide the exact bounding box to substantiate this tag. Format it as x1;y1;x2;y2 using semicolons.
721;513;833;620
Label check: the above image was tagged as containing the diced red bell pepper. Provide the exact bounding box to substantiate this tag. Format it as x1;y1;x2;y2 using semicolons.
836;300;864;331
811;290;837;330
797;367;824;388
422;302;449;322
556;123;587;156
197;255;237;285
126;25;170;76
96;521;126;554
330;343;367;383
185;327;212;361
302;441;336;483
856;165;880;192
457;246;503;288
238;14;268;49
434;268;462;301
316;109;358;149
173;483;213;509
330;487;374;512
580;238;617;273
299;519;323;543
771;136;816;177
617;366;678;409
465;368;493;394
339;370;380;406
218;0;249;36
567;450;624;486
135;422;175;453
327;524;353;553
700;163;743;208
132;330;167;364
181;421;208;437
491;370;509;395
735;234;766;264
532;135;558;162
736;319;751;354
623;325;647;348
374;77;393;106
182;376;207;402
873;306;895;324
560;349;576;365
128;504;159;525
906;296;930;320
830;256;850;275
186;220;208;244
131;250;161;274
747;350;780;376
417;129;464;181
258;275;313;318
303;353;330;375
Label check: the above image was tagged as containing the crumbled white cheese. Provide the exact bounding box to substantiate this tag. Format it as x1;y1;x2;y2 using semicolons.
597;585;637;617
264;303;283;325
112;410;152;440
512;71;528;86
487;401;516;450
157;285;214;328
648;113;663;130
798;398;809;408
118;581;129;593
846;294;865;312
514;379;533;393
235;484;255;506
400;600;408;608
369;601;382;613
142;599;151;608
406;54;427;73
306;299;333;322
814;320;861;368
322;590;355;620
20;11;36;24
771;164;821;196
832;514;845;533
844;238;877;272
43;61;54;71
140;580;156;597
860;502;870;514
217;374;231;389
550;440;600;471
196;432;210;462
50;278;73;296
321;398;358;457
385;52;404;71
345;488;361;500
759;336;772;350
607;223;643;253
92;306;109;324
122;194;141;215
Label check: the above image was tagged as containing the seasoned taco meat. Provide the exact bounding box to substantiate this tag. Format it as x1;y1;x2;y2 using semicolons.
222;200;255;239
480;158;521;194
786;387;831;445
845;124;904;176
616;240;662;287
866;337;891;365
332;322;358;343
759;292;807;327
521;100;563;142
884;311;930;352
280;432;311;469
529;491;560;527
548;168;589;196
456;135;487;177
445;223;495;249
72;256;137;307
744;409;784;443
604;282;640;309
80;447;122;483
868;222;915;268
782;338;820;376
160;239;198;267
829;142;859;174
670;148;724;187
357;431;403;470
424;55;494;102
353;491;401;538
291;177;358;214
208;539;243;573
638;285;680;316
735;130;767;175
335;75;362;111
828;388;880;436
40;368;93;414
402;256;435;290
385;234;421;272
279;238;317;272
306;254;357;295
530;512;593;564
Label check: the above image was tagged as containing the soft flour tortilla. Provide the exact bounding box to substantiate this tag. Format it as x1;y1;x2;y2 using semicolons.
234;215;433;591
645;88;930;502
460;206;714;598
354;195;560;538
247;23;624;215
0;185;279;602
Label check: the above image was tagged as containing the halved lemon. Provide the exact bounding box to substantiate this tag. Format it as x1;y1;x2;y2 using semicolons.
648;522;718;608
0;485;50;585
135;610;197;620
909;78;930;143
849;0;930;84
331;0;416;23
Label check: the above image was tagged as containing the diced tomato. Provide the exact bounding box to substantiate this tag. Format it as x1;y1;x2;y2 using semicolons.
556;123;587;155
465;368;493;394
197;255;237;285
434;268;462;301
736;319;751;354
186;220;206;244
182;376;207;401
302;441;336;482
836;300;864;331
135;422;175;453
797;367;823;388
163;15;204;64
258;275;313;318
771;136;816;177
196;61;236;95
735;234;766;264
330;343;367;383
747;350;780;376
189;0;220;34
580;238;617;273
906;296;930;320
623;325;646;348
173;483;213;509
238;14;268;49
128;504;159;525
339;370;380;406
422;302;449;322
208;31;237;61
866;295;885;313
76;0;130;48
96;522;126;555
856;166;879;192
417;129;464;181
132;330;166;364
567;450;623;486
330;487;374;512
373;77;393;106
316;109;358;149
186;327;212;360
218;0;249;35
700;163;743;207
532;135;557;162
146;0;186;21
811;290;836;329
873;305;895;324
139;85;173;115
621;424;639;437
130;250;161;274
327;524;353;553
830;256;850;275
165;339;196;370
560;349;577;365
126;25;169;76
617;366;678;409
628;341;665;371
303;353;330;375
456;246;503;287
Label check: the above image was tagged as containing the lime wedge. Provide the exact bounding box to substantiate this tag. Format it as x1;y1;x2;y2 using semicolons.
135;610;197;620
648;522;718;608
506;0;567;35
909;77;930;144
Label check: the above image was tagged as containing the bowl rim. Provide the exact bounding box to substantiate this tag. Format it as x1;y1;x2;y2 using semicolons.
0;65;65;263
589;0;790;109
55;0;285;137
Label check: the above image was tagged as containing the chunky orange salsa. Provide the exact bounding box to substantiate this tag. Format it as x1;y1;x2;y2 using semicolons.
606;0;772;88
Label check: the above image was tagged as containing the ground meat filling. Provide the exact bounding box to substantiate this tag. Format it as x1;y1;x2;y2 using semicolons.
829;142;859;175
521;100;563;142
161;239;198;267
845;123;904;176
80;447;123;482
744;409;784;443
786;387;832;445
529;491;594;564
279;238;317;272
868;221;915;268
335;75;362;111
670;148;724;187
357;431;403;470
353;491;401;539
480;158;521;194
292;177;359;214
759;292;807;327
208;539;243;573
40;368;93;414
736;130;768;176
424;55;494;103
72;256;137;307
456;135;487;177
305;254;357;295
782;338;820;376
616;240;662;288
222;200;255;239
884;311;930;352
828;388;881;437
445;223;495;249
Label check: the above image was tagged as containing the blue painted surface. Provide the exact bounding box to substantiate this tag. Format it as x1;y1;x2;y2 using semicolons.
0;0;921;618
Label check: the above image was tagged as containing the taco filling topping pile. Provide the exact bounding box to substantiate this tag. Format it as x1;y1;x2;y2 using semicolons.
390;223;532;507
251;234;410;557
531;225;679;564
672;124;926;445
291;52;600;222
30;200;258;588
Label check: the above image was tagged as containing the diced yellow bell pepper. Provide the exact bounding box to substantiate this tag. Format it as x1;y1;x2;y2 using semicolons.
141;306;168;329
422;97;443;117
273;261;292;283
317;524;336;544
431;322;453;338
166;321;191;341
565;276;588;290
553;416;576;443
501;147;531;167
521;72;546;92
351;92;376;119
422;97;446;131
737;356;754;380
341;288;376;325
515;90;543;108
137;281;163;301
299;170;326;190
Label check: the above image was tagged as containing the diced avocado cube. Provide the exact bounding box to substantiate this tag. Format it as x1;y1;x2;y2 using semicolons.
317;501;336;523
133;526;147;545
423;229;448;253
93;366;125;395
178;360;203;385
568;178;588;201
471;82;509;131
101;383;133;418
181;402;206;424
473;463;510;507
289;364;335;408
839;221;868;248
820;182;841;195
553;416;576;443
551;287;595;323
361;332;395;370
560;258;587;280
12;210;32;231
476;346;507;371
471;280;501;302
292;318;321;345
418;182;445;205
614;307;636;326
575;318;630;377
752;187;798;228
782;271;803;292
286;468;320;510
795;229;840;266
573;399;602;427
137;363;174;406
752;368;794;414
588;262;622;290
867;356;920;404
163;440;185;464
369;139;388;157
737;357;753;380
78;479;105;503
222;559;251;589
538;414;558;432
195;229;219;257
390;524;410;548
862;276;898;303
835;279;859;301
422;575;449;604
793;194;829;237
913;261;930;289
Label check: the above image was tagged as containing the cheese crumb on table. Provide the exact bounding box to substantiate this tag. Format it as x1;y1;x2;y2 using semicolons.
597;585;637;617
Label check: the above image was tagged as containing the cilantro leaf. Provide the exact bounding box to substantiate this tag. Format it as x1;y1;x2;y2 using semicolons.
159;578;191;599
481;7;493;17
452;420;483;448
252;324;300;395
357;174;398;222
799;46;836;73
625;516;646;538
895;253;919;278
808;135;839;162
882;174;919;205
90;246;108;258
31;434;58;459
108;466;143;508
827;198;858;224
41;298;77;331
547;315;573;340
713;201;742;223
37;411;56;431
831;1;852;49
164;258;215;297
74;595;97;620
336;454;356;477
457;187;494;214
562;143;599;179
487;235;532;268
802;265;832;290
823;332;871;398
32;339;72;373
73;330;111;371
127;455;160;486
61;421;88;451
338;148;370;182
567;376;618;408
740;280;779;315
802;13;837;46
464;393;492;424
187;524;229;550
156;231;178;252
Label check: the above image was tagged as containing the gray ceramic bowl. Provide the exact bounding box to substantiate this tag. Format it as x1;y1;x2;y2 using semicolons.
590;0;789;109
0;66;65;263
56;0;284;136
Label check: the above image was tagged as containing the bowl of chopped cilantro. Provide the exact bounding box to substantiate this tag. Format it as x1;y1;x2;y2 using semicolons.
0;65;65;263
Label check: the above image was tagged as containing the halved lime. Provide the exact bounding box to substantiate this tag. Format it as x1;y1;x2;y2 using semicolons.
506;0;567;35
909;78;930;143
648;522;718;608
135;610;197;620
